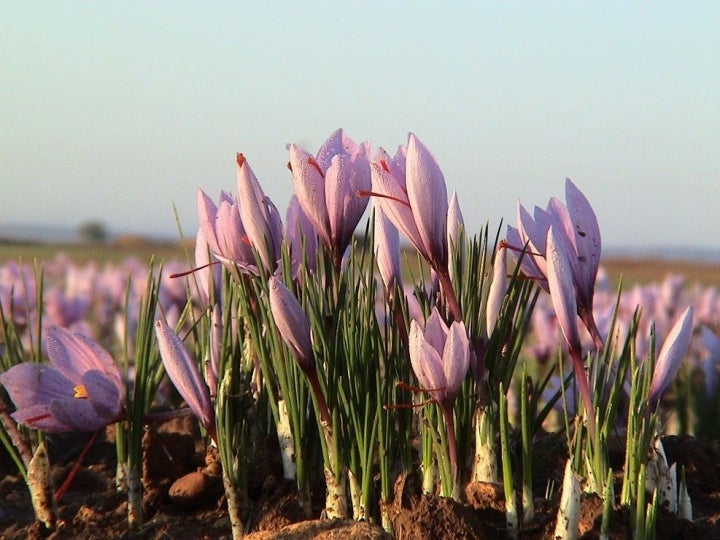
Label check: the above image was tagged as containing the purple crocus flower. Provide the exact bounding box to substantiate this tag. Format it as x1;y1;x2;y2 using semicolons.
288;129;371;264
235;153;284;270
368;134;464;322
268;276;314;373
0;326;124;433
409;307;469;496
447;191;465;256
409;308;470;408
546;226;596;437
369;134;449;273
197;154;283;274
486;244;507;337
648;306;694;406
508;179;603;350
155;320;217;444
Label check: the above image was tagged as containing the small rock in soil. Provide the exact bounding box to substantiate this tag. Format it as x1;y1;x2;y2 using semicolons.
168;471;223;509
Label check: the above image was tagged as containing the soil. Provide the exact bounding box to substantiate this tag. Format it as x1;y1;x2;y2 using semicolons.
1;417;719;540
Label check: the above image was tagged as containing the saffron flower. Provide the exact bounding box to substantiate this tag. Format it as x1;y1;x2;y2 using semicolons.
288;129;371;264
409;307;470;498
369;134;449;273
648;306;694;406
155;320;217;444
268;276;314;373
0;326;124;433
546;225;596;437
368;134;462;321
197;154;283;274
508;178;603;349
409;308;470;409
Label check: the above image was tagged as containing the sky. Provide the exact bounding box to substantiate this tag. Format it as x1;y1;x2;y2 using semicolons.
2;2;719;251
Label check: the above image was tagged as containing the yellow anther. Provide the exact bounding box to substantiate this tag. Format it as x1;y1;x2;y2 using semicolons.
73;385;88;399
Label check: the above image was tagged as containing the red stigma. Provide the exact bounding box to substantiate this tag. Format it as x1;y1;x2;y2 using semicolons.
236;153;246;167
169;261;221;279
26;413;52;425
308;157;324;178
356;190;411;208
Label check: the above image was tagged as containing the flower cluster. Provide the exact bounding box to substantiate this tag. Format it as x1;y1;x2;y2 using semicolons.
0;128;712;538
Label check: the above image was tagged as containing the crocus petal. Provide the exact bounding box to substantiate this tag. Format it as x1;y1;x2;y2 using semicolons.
546;226;581;355
507;225;546;290
11;404;72;433
517;203;549;277
374;204;401;291
409;319;446;394
442;321;470;399
315;128;346;172
82;369;123;422
193;228;220;305
405;134;448;269
423;308;449;354
49;397;111;432
564;178;601;298
236;153;282;270
215;198;251;263
370;163;426;259
486;245;507;336
285;195;318;270
325;152;371;255
289;144;331;248
268;276;314;372
649;306;694;405
45;326;122;391
197;189;224;257
155;320;215;437
447;191;464;253
0;363;75;410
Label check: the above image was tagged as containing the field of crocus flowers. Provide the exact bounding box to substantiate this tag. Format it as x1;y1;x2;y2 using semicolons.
2;130;720;539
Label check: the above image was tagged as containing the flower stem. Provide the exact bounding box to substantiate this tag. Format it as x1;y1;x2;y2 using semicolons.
437;270;463;323
440;404;460;501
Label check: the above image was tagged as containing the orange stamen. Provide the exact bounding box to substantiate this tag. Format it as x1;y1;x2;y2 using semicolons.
236;153;246;167
73;385;88;399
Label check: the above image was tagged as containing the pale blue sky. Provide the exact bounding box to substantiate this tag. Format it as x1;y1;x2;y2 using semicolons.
2;2;719;250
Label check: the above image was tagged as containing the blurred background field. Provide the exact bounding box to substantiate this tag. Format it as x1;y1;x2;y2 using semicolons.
2;237;720;289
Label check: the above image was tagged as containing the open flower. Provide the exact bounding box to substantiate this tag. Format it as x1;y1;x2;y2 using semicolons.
155;320;217;444
0;326;124;433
